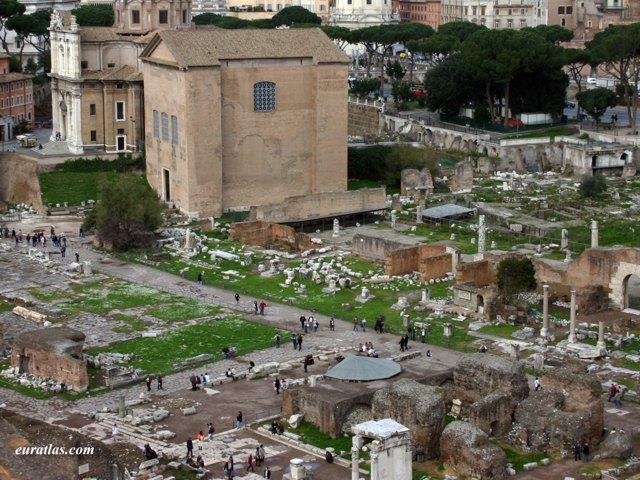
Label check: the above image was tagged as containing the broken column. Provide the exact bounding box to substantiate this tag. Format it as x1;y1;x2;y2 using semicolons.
390;211;397;229
540;284;550;338
333;218;340;237
352;419;412;480
597;320;606;349
561;229;568;249
416;201;424;224
568;289;577;343
591;220;599;248
290;458;306;480
477;215;486;258
351;440;361;480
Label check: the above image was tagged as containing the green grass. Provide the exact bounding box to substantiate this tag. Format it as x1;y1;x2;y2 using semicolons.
479;323;521;338
0;301;12;312
502;445;547;471
504;126;577;140
111;314;149;334
289;420;353;455
28;288;68;302
348;179;397;195
146;300;221;322
87;317;283;374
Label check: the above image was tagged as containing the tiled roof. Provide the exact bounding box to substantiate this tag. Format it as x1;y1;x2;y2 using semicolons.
0;72;33;83
80;27;153;44
142;28;350;67
81;65;142;82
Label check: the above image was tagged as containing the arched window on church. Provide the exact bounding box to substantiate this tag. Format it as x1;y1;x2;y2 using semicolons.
253;81;276;112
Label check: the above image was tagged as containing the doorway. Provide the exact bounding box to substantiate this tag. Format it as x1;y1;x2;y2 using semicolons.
163;168;171;202
116;134;126;152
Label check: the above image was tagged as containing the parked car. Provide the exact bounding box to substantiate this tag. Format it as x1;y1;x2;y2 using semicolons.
16;134;37;148
506;118;524;128
586;77;597;85
411;87;426;98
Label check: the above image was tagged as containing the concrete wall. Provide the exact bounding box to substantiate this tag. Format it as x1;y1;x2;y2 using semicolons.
0;154;43;212
250;187;386;223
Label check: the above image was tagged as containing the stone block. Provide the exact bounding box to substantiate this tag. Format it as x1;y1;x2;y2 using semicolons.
181;406;197;416
139;458;159;470
523;462;538;470
288;414;304;429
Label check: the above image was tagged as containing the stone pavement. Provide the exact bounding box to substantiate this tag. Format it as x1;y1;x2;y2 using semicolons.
0;237;464;422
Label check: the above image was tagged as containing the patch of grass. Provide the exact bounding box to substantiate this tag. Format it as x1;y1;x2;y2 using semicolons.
28;288;68;302
87;317;283;374
39;171;117;206
613;357;640;371
0;301;12;312
111;314;149;334
0;375;57;400
289;420;353;455
479;323;521;338
146;300;221;322
504;126;576;140
502;445;547;471
348;179;396;194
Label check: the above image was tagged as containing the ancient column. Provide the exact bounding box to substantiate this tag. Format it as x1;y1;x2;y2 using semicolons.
591;220;599;248
477;214;486;258
540;284;549;338
390;211;397;229
351;444;361;480
118;395;125;418
568;289;577;343
333;219;340;237
416;202;423;224
290;459;305;480
597;320;606;349
561;228;568;249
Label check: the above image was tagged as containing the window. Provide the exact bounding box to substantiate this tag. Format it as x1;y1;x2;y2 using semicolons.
481;6;486;14
81;60;88;69
558;5;565;13
161;112;169;141
116;83;124;89
520;8;524;14
159;10;168;24
132;9;140;24
587;19;592;27
28;112;31;120
520;18;526;26
90;130;97;142
507;18;513;27
115;101;125;121
107;62;115;68
182;9;187;23
494;19;501;27
117;128;125;134
253;81;276;112
153;110;159;138
472;6;477;14
561;17;566;25
171;115;178;144
90;103;96;116
566;6;573;13
367;0;371;4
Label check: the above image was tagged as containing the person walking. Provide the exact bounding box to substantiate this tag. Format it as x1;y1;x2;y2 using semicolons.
186;437;194;459
236;411;244;429
582;443;590;463
223;458;233;479
613;390;623;408
361;318;367;332
274;377;281;395
534;377;541;391
235;293;240;304
197;271;203;286
258;444;266;465
329;317;335;331
291;333;298;350
157;375;163;390
146;375;152;392
75;252;80;263
259;300;267;315
399;336;405;352
299;315;306;331
274;333;281;348
263;466;271;479
246;453;255;472
608;383;618;402
297;333;303;351
208;422;215;440
353;318;359;332
254;300;259;314
573;442;581;461
314;319;319;332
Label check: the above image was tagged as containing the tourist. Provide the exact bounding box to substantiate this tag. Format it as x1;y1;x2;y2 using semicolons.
291;333;298;350
144;444;158;460
75;252;79;263
200;373;206;385
479;344;488;353
189;374;197;391
573;442;581;461
157;375;163;390
255;446;263;466
236;411;244;429
197;271;203;286
582;443;590;463
112;424;119;437
246;453;255;472
303;355;313;373
613;390;623;408
534;377;542;391
225;368;236;381
297;333;303;351
61;245;66;258
426;349;432;357
254;300;259;314
196;455;205;469
399;336;405;352
259;300;267;315
79;227;83;237
274;333;281;348
325;449;334;463
263;466;272;479
353;318;359;332
235;293;240;304
223;458;233;479
229;455;235;472
249;361;255;373
146;375;152;392
186;437;194;459
329;317;335;331
274;377;281;395
361;318;367;332
208;422;215;440
299;315;306;331
608;383;618;402
197;430;205;448
314;319;319;332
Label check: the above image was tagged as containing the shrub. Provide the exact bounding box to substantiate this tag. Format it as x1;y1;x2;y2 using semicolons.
55;154;145;173
497;257;536;298
579;174;607;199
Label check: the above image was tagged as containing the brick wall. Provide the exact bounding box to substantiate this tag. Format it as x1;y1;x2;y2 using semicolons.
228;220;314;252
455;260;496;287
352;233;413;261
0;154;43;212
384;244;452;281
348;103;382;136
10;347;88;391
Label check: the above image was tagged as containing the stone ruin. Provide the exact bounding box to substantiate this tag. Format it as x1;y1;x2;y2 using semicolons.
371;378;446;459
400;168;434;201
440;420;507;480
228;220;315;253
508;367;604;454
352;419;412;480
7;326;88;392
450;159;474;193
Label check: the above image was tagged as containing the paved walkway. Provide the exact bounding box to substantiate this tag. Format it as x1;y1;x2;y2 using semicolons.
0;236;463;421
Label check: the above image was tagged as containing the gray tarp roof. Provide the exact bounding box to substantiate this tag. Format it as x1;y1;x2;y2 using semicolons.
325;356;401;382
421;204;474;220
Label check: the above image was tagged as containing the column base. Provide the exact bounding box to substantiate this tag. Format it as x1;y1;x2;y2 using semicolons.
596;341;606;349
568;335;577;344
539;327;548;338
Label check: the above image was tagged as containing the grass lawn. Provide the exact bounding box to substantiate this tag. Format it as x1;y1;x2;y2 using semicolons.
502;445;547;471
479;323;521;338
504;126;577;140
87;317;283;374
39;171;117;206
111;314;150;334
0;301;12;312
288;420;353;456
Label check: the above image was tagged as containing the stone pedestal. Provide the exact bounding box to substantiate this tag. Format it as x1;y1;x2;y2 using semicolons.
333;219;340;237
591;220;599;248
568;289;577;344
561;229;568;249
540;284;549;338
290;458;306;480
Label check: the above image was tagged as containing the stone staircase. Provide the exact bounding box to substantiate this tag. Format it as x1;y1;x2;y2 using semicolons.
30;140;71;156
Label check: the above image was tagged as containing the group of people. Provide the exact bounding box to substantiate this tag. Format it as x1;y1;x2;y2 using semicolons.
359;342;379;358
299;314;320;333
291;332;304;351
608;383;624;407
189;372;211;390
145;374;163;391
399;335;411;352
6;227;79;262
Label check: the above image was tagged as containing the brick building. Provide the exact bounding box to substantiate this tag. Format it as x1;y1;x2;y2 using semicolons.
0;53;34;142
394;0;441;28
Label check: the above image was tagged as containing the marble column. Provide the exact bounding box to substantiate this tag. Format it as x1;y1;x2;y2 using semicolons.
561;228;568;249
351;444;361;480
540;284;549;338
290;458;305;480
591;220;599;248
568;289;577;343
597;320;606;349
477;214;486;257
416;201;423;224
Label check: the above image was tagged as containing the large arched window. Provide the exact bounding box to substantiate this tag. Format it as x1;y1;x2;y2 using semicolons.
253;81;276;112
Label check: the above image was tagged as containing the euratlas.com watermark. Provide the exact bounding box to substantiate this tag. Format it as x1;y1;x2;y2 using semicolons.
15;444;95;455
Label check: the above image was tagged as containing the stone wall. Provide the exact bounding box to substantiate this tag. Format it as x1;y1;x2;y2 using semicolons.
250;188;386;223
10;327;88;391
469;392;514;437
371;378;446;459
348;102;382;136
384;244;452;281
228;221;315;252
352;233;414;261
0;154;44;212
450;160;473;192
455;260;496;287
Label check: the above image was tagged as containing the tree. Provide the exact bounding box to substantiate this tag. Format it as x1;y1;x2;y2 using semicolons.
391;82;413;108
321;25;353;51
271;6;320;26
526;24;573;44
579;174;607;198
497;257;536;299
437;21;486;42
192;12;249;28
385;59;405;83
576;87;617;127
394;22;434;82
6;8;51;65
23;56;37;74
587;24;640;131
87;175;163;251
350;77;380;98
71;4;113;26
0;0;25;55
564;48;595;116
